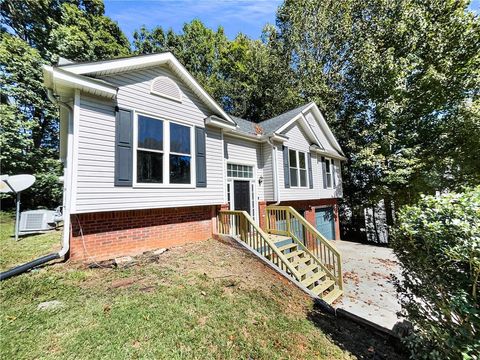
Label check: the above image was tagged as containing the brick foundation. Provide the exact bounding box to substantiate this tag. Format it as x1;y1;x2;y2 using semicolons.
265;198;340;240
70;205;217;262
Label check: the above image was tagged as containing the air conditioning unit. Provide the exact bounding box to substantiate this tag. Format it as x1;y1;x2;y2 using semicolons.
19;208;62;235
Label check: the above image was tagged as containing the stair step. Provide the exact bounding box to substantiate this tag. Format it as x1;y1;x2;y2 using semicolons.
311;279;335;295
290;255;312;268
321;287;343;305
285;250;305;260
302;271;326;288
297;263;318;277
277;242;298;253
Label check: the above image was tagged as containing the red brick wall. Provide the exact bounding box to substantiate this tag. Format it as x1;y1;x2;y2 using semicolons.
70;205;217;262
258;201;267;230
263;198;340;240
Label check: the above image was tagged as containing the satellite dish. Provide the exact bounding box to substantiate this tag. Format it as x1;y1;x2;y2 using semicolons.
2;174;36;193
0;175;11;193
0;174;36;241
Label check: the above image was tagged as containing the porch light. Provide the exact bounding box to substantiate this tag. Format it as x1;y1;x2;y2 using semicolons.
258;176;264;185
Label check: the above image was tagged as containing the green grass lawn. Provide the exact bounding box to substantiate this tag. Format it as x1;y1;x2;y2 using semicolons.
0;212;62;271
0;213;404;359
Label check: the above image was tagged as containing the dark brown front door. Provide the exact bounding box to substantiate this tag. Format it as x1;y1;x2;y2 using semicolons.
233;180;250;214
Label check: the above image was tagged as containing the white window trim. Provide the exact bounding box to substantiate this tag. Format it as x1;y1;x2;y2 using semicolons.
133;111;196;188
289;149;308;188
225;160;259;223
324;157;333;189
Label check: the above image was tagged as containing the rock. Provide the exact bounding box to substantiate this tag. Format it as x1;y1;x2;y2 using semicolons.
392;320;414;338
153;248;167;256
114;256;135;268
37;300;63;311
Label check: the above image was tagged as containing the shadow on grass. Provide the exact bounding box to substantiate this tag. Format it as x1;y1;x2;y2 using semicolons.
307;302;408;360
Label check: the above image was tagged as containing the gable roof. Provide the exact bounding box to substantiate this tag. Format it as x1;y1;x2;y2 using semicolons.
230;102;345;158
231;103;311;136
44;52;235;126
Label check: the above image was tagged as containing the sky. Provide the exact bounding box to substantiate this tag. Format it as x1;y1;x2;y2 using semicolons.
104;0;283;41
104;0;480;42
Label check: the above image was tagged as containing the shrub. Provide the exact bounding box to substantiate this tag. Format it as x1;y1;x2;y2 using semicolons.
392;186;480;359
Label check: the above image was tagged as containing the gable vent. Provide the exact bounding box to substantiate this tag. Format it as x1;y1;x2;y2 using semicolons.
150;76;182;102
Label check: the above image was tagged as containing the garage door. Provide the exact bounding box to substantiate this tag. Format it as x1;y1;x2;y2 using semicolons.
315;207;335;240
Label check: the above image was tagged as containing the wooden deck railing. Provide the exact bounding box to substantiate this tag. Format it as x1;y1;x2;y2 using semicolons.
217;210;300;280
265;206;343;290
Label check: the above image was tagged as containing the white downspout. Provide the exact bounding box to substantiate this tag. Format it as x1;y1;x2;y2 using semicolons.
47;89;73;257
267;137;281;205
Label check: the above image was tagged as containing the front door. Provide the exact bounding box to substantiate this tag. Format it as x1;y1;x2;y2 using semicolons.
315;207;335;240
233;180;250;214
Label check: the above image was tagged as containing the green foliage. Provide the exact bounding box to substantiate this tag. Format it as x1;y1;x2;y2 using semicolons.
277;0;480;225
392;187;480;359
0;0;130;209
133;20;299;121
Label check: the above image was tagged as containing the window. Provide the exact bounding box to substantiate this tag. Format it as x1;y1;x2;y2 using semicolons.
325;158;333;188
137;115;164;183
299;152;307;187
135;114;192;185
289;149;308;188
289;149;298;187
169;123;191;184
227;164;253;178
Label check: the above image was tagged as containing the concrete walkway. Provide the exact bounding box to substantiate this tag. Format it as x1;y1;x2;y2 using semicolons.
332;240;403;330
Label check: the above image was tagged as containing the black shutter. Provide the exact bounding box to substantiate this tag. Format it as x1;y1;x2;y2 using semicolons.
332;159;337;187
308;153;314;189
195;126;207;187
321;156;327;189
283;146;290;188
115;109;133;186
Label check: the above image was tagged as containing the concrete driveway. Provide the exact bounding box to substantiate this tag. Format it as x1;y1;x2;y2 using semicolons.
332;240;403;330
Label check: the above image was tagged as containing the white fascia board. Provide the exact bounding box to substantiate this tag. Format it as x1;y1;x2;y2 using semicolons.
43;65;117;98
224;130;267;143
57;53;171;75
312;148;347;161
168;55;236;126
275;111;321;146
205;116;237;131
270;133;289;143
309;103;345;156
57;53;236;126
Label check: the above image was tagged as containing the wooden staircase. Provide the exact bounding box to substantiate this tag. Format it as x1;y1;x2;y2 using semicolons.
268;234;342;304
216;209;343;305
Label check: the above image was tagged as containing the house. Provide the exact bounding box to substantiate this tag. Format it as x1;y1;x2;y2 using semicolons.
42;52;346;264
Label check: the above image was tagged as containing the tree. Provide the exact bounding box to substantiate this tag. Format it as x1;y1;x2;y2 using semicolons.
0;0;131;209
276;0;480;236
133;20;299;121
392;187;480;359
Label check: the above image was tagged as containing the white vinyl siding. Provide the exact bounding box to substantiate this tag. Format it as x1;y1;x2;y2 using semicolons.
73;67;225;213
223;135;264;201
276;123;342;200
262;142;274;201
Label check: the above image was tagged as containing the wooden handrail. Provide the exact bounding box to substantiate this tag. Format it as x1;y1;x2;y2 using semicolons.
217;210;301;281
266;205;343;290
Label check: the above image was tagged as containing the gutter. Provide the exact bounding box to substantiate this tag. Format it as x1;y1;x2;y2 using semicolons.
0;90;73;281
